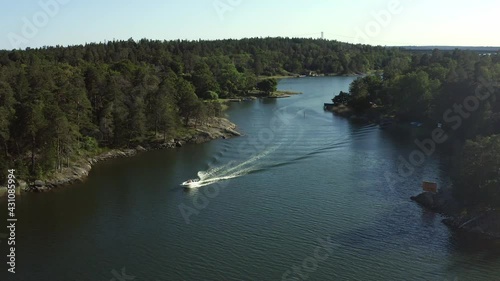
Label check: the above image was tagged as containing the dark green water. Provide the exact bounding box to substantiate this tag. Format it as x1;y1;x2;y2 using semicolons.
1;77;500;281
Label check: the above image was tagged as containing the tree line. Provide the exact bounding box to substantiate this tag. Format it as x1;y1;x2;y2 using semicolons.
0;37;398;183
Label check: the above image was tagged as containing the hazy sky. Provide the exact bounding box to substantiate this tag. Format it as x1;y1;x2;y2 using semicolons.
1;0;498;50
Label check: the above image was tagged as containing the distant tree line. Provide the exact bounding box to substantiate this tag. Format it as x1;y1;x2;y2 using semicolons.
0;37;398;183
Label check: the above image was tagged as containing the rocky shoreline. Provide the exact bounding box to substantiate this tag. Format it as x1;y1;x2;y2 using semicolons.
0;117;241;196
411;189;500;240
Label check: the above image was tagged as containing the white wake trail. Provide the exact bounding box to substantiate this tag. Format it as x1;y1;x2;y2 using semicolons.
186;103;310;188
191;143;282;187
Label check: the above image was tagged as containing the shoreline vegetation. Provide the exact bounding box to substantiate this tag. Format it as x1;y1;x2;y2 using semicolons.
0;117;240;196
328;104;384;122
324;48;500;240
220;89;303;102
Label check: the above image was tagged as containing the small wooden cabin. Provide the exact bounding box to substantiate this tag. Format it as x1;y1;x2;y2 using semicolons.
422;181;438;193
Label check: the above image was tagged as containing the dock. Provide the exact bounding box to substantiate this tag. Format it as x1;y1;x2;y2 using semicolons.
324;103;335;110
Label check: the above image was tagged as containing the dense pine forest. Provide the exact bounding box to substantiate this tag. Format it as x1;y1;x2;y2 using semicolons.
0;37;398;183
341;49;500;206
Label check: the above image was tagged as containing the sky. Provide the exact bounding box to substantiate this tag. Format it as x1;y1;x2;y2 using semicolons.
0;0;499;50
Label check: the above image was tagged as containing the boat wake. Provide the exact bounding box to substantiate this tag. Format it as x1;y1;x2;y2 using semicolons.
184;144;280;188
182;106;340;188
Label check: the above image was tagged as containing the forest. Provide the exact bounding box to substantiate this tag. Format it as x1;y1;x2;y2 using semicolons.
0;37;398;183
341;49;500;206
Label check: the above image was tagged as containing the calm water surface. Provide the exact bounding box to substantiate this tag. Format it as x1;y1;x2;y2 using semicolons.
1;77;500;281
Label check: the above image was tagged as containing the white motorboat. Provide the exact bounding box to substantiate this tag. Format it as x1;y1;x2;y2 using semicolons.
181;179;200;187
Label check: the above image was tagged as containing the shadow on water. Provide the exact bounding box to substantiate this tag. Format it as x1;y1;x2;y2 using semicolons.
420;208;441;228
259;97;278;105
448;233;500;256
442;234;500;278
323;198;500;275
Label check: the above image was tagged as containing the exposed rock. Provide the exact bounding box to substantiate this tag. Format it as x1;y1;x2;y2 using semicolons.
159;142;176;149
73;165;91;177
34;180;45;187
189;117;241;140
175;141;183;147
411;187;462;215
38;185;50;192
136;145;147;152
412;188;500;240
18;180;27;191
224;128;241;137
411;192;437;210
196;129;212;138
93;149;136;162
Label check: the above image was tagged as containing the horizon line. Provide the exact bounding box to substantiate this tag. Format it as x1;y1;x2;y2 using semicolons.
1;36;499;52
